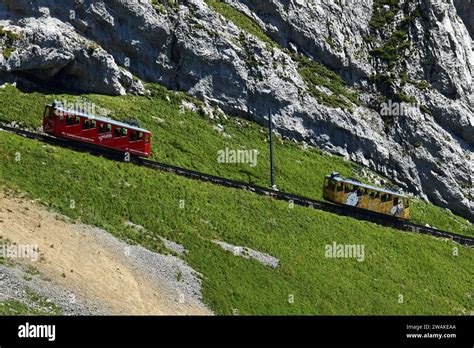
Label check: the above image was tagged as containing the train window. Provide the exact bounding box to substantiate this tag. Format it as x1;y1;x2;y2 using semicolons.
145;134;150;144
66;115;80;126
369;191;376;199
393;197;399;206
357;188;366;197
336;183;343;192
325;179;335;190
381;194;392;202
130;131;140;142
138;132;143;140
107;124;112;132
59;114;64;122
405;199;409;207
344;184;352;193
84;120;96;129
114;127;127;138
99;124;106;134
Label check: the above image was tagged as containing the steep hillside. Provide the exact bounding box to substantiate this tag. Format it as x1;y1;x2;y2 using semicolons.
1;84;473;237
0;0;472;221
0;84;473;315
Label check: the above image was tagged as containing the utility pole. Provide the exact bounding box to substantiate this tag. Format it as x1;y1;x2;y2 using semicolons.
269;108;275;189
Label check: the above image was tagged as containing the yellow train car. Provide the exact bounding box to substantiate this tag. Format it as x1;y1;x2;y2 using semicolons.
323;172;410;219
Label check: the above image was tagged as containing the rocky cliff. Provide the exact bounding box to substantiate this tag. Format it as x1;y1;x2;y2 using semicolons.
0;0;472;221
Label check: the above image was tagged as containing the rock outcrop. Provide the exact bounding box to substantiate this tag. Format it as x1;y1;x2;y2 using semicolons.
0;0;472;221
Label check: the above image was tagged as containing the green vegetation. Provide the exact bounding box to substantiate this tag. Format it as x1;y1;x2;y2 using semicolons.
367;1;432;116
151;0;179;14
205;0;275;48
0;26;22;60
0;289;62;315
0;131;473;315
0;84;471;237
294;54;360;110
0;84;473;314
369;0;402;31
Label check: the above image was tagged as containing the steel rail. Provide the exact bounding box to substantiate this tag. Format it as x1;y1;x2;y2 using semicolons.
1;123;473;248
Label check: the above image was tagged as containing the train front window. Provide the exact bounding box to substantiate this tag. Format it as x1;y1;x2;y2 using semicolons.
393;197;399;206
326;179;336;191
145;134;150;144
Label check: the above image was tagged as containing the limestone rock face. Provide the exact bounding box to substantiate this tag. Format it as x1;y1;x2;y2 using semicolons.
454;0;474;39
0;0;472;221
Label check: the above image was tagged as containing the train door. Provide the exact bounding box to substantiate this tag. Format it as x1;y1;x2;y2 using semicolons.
42;105;56;134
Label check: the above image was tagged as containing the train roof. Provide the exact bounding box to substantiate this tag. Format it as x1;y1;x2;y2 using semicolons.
48;104;151;133
327;173;407;198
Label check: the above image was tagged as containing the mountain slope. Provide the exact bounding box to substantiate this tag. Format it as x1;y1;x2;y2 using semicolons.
0;84;473;315
0;0;472;221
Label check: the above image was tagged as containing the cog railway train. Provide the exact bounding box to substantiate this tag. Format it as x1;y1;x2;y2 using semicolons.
43;102;152;157
323;172;410;219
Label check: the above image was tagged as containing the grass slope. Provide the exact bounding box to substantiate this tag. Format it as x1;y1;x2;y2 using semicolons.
0;84;472;237
0;131;473;315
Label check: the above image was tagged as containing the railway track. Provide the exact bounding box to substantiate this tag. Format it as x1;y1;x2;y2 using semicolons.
1;123;473;248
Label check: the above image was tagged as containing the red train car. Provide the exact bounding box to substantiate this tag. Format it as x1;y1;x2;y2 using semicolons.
43;102;152;157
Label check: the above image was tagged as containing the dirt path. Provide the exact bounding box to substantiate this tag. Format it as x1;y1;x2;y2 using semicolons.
0;192;212;315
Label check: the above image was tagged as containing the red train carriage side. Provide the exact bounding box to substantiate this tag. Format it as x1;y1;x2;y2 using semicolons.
43;102;152;157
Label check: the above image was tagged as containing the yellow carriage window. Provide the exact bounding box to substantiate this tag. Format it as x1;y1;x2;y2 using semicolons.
336;183;343;192
326;179;336;191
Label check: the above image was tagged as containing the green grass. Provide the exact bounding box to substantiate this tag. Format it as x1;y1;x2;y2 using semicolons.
204;0;275;49
0;26;21;60
0;132;473;315
0;84;472;237
0;289;63;316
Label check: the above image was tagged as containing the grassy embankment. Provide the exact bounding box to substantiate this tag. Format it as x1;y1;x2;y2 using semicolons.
0;85;473;315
